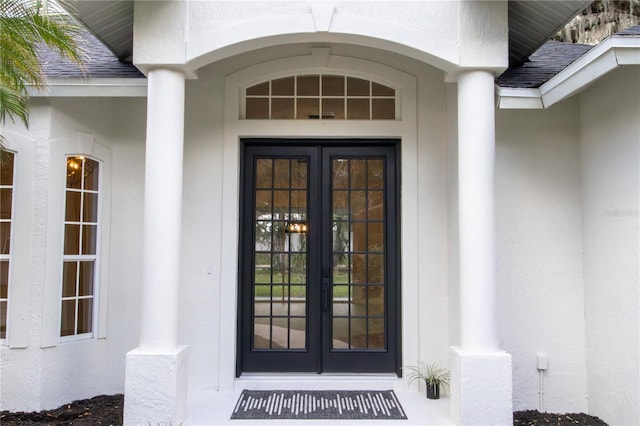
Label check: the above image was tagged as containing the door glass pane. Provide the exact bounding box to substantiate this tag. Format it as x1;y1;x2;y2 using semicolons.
351;192;366;220
368;318;385;349
368;191;384;220
252;157;308;351
350;317;366;349
331;157;387;350
289;318;306;349
273;160;290;188
255;191;272;216
368;286;385;315
332;159;349;189
350;160;367;189
256;159;273;187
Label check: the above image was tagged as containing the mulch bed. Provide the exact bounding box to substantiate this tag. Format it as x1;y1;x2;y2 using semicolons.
514;409;608;425
1;394;609;425
0;394;123;426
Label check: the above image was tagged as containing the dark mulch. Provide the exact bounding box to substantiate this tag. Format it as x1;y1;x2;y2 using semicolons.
1;395;609;425
0;394;123;426
514;410;608;425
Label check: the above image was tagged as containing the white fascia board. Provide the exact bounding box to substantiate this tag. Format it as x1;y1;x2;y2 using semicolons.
28;78;148;97
615;38;640;64
496;87;543;109
497;35;640;109
539;38;619;108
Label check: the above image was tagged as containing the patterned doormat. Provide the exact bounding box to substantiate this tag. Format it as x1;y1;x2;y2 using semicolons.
231;390;407;420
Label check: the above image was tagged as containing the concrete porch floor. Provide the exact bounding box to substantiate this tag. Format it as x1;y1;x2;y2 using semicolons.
187;376;453;425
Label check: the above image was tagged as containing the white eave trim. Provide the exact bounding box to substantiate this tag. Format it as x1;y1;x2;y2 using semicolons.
28;78;148;97
497;35;640;109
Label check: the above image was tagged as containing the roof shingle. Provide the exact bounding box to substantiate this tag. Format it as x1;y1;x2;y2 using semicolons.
498;25;640;89
39;27;143;79
497;40;593;88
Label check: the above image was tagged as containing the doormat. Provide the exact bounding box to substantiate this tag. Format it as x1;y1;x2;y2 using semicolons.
231;390;407;420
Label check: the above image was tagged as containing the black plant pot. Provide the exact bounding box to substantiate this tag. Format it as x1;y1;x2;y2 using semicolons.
426;382;440;399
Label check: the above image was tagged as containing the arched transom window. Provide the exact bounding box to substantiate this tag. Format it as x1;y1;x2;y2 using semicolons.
244;75;396;120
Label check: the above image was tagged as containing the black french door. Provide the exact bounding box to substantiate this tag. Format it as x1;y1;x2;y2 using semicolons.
237;140;399;375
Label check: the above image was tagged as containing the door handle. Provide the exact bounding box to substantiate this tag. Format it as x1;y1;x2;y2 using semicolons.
322;279;330;312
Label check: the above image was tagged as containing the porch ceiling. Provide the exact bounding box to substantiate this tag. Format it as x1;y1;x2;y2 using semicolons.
59;0;591;66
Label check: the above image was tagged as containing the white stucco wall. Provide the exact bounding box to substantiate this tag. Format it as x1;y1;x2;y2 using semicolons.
579;66;640;425
495;101;588;413
134;1;507;74
178;66;226;392
0;98;146;411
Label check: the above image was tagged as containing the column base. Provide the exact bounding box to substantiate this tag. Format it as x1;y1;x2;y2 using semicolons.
124;346;188;426
450;347;512;425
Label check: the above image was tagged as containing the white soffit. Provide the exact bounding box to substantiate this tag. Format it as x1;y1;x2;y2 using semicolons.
497;35;640;109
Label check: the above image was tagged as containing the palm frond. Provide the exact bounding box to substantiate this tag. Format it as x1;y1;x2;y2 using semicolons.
0;0;85;127
0;83;29;127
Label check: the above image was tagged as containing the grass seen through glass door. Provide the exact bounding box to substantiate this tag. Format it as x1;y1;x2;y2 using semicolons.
254;269;351;298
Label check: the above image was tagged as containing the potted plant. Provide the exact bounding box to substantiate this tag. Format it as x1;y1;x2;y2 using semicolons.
405;362;450;399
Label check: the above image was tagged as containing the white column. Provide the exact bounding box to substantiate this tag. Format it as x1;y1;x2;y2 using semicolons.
451;69;512;425
457;69;499;352
139;67;185;351
124;67;188;426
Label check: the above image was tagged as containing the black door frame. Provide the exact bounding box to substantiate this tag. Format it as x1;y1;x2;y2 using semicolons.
236;138;402;376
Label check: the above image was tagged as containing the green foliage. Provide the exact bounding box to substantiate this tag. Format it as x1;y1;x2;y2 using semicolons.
0;0;85;127
405;361;450;389
555;0;640;44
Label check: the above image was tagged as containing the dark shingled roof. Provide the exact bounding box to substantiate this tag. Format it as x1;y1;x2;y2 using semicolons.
497;41;593;88
497;25;640;89
617;25;640;36
39;27;143;79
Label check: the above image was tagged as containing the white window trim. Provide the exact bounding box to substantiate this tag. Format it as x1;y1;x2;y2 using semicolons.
42;132;111;348
0;131;34;348
59;155;103;343
242;74;399;120
0;150;15;345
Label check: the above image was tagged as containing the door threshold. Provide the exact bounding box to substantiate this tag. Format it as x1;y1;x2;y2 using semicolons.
234;374;402;392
